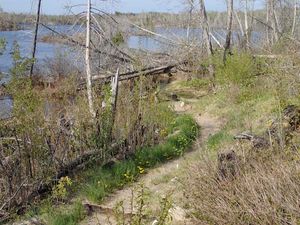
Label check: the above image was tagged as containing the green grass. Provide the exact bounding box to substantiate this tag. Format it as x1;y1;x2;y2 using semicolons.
43;114;199;225
47;202;86;225
206;130;233;151
181;78;211;89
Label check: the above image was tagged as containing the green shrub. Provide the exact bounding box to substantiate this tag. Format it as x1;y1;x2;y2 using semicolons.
214;52;258;86
112;31;125;46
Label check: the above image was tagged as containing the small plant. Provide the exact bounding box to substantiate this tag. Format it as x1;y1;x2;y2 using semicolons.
111;184;172;225
157;195;173;225
52;176;73;202
112;31;125;46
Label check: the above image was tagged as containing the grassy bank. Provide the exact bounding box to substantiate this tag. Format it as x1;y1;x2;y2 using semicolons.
160;51;300;224
22;114;199;225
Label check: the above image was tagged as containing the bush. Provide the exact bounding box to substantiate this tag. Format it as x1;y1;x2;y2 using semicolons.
214;52;259;86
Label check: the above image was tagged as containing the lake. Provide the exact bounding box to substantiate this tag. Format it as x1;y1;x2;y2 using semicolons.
0;25;262;119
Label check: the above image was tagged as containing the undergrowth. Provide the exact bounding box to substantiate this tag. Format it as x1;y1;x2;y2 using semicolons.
41;114;199;225
181;52;300;224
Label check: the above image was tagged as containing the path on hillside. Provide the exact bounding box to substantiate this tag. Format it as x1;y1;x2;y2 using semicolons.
81;100;222;225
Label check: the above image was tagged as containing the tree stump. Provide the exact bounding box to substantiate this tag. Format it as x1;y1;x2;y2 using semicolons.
217;150;239;180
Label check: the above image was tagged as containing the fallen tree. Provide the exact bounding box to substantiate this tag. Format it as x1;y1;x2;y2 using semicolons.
77;61;186;90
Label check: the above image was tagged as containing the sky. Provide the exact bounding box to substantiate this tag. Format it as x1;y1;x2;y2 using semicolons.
0;0;231;15
0;0;264;15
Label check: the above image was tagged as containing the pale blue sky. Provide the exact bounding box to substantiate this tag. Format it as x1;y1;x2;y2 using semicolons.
0;0;263;15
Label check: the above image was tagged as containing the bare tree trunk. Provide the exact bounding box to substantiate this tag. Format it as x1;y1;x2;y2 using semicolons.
292;0;298;36
86;0;96;117
199;0;213;56
274;8;281;35
29;0;42;78
235;11;244;37
110;68;119;141
199;0;214;77
244;0;249;47
187;0;194;43
270;0;279;43
266;0;270;44
223;0;233;63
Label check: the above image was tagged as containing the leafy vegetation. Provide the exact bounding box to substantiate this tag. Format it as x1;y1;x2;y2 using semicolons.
37;114;198;225
180;51;300;224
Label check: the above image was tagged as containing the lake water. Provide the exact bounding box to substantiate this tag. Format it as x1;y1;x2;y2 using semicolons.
0;26;262;118
127;27;263;51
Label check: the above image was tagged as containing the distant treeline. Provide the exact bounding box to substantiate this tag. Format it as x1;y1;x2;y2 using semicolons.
0;12;78;31
0;9;278;32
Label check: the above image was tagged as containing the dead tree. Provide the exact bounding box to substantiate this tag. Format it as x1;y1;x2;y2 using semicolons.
109;68;120;141
29;0;42;78
223;0;233;63
243;0;250;48
199;0;214;77
86;0;96;117
186;0;195;43
269;0;279;44
292;0;298;36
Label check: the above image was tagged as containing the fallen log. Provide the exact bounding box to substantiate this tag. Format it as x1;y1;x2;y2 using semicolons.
14;146;117;216
77;61;185;90
26;150;106;201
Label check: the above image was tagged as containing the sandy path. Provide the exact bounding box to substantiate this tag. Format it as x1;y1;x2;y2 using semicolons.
81;101;222;225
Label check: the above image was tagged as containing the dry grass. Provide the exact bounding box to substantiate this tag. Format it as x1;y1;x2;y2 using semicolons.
184;147;300;225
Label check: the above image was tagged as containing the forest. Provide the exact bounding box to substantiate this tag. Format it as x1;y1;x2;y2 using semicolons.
1;0;300;224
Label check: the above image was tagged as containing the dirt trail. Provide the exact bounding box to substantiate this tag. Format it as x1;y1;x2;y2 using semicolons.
81;101;222;225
